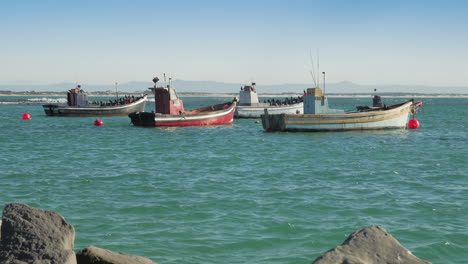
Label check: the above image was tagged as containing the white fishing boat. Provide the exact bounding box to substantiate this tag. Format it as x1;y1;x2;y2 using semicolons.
261;87;422;132
43;85;147;117
234;83;303;118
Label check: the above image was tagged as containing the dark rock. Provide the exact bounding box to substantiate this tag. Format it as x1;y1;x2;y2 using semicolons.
312;226;431;264
76;246;157;264
0;203;76;264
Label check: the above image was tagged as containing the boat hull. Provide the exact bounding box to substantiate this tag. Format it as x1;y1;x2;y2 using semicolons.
43;96;147;117
129;101;236;127
235;103;303;118
262;101;414;132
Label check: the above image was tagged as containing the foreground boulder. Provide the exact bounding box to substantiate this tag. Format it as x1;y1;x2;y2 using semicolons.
0;203;76;264
76;246;156;264
312;226;431;264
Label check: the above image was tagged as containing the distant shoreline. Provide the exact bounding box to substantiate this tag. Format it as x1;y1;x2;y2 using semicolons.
1;92;467;98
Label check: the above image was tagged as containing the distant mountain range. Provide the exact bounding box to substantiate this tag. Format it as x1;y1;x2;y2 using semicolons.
0;80;466;94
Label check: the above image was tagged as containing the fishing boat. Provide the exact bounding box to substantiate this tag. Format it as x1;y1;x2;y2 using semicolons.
128;77;237;126
43;85;147;117
261;87;422;132
234;82;303;118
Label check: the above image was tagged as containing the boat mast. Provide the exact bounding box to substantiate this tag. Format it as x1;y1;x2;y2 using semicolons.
115;82;119;101
317;50;320;88
322;72;326;95
309;50;318;89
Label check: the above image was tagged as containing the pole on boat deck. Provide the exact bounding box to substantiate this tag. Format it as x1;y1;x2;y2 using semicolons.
115;82;119;101
152;77;159;87
322;72;326;95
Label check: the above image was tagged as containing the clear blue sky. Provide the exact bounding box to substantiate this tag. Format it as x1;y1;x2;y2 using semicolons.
1;0;467;87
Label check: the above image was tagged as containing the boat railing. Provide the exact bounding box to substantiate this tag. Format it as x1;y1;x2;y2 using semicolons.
90;95;145;107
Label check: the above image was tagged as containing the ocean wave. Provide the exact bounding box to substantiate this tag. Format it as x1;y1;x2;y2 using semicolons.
0;97;67;104
26;97;67;103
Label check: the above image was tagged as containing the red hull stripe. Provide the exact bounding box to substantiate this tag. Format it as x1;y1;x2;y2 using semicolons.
155;112;234;126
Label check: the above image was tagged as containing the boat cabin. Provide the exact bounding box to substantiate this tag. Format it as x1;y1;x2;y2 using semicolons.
303;88;344;114
67;85;89;107
239;83;262;106
373;95;383;107
150;77;185;115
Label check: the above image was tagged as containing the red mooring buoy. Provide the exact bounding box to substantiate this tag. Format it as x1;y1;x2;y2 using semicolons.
22;113;31;120
94;119;104;126
408;119;420;129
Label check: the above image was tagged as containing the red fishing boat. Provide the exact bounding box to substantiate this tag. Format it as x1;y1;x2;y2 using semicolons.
129;77;237;127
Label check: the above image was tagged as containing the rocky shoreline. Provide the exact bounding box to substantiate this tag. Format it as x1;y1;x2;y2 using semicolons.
0;203;431;264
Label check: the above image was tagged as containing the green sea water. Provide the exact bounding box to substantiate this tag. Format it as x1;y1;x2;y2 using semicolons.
0;96;467;264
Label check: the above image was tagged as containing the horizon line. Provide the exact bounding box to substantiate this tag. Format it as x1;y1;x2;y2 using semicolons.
0;79;467;88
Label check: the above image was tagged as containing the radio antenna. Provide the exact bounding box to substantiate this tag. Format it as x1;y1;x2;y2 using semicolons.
317;49;320;88
309;50;318;88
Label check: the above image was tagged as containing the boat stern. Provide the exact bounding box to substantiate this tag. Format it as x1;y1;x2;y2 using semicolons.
43;104;59;116
261;109;287;132
128;111;156;126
